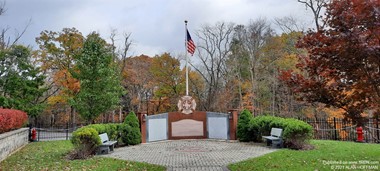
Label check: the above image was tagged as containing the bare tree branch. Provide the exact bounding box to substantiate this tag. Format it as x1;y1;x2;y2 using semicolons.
0;0;6;16
274;15;306;33
297;0;330;30
1;19;32;50
11;18;32;46
120;32;132;73
192;22;235;111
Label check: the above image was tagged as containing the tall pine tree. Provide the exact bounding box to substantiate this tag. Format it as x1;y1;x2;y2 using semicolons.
71;32;123;123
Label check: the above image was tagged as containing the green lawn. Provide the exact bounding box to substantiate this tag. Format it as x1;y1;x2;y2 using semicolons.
229;140;380;171
0;140;165;171
2;140;379;171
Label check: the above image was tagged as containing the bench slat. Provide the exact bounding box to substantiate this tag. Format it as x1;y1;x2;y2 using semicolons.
262;128;283;148
270;128;282;137
99;133;109;143
100;141;117;146
97;133;118;155
262;136;280;140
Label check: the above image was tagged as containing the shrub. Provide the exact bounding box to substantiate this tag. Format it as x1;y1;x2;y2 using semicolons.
249;115;280;141
86;123;120;141
248;115;313;150
118;123;131;145
237;109;254;142
282;118;313;149
70;127;101;159
122;112;141;145
0;109;28;133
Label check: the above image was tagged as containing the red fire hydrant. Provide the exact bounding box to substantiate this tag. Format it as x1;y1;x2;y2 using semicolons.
31;128;37;142
356;126;364;142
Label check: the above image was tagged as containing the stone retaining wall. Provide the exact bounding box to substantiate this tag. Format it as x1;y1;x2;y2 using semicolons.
0;128;29;162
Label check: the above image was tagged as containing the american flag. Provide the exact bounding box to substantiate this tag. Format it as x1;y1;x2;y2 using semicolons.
186;29;196;55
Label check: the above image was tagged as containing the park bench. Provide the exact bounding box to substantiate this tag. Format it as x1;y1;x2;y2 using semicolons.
262;128;283;148
97;133;117;155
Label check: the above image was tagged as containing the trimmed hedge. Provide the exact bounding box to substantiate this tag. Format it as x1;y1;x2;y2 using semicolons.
70;114;143;159
248;115;313;149
70;123;123;159
249;116;286;142
0;109;28;133
85;123;121;141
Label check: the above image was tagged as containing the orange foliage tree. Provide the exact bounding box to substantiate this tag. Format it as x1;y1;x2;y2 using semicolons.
150;53;185;112
280;0;380;124
34;28;83;126
120;55;154;113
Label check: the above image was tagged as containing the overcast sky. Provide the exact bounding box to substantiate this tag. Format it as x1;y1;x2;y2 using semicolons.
1;0;314;57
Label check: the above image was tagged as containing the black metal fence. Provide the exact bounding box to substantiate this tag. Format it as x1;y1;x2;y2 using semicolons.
29;123;83;141
28;117;380;143
28;121;122;141
34;128;75;141
299;118;380;143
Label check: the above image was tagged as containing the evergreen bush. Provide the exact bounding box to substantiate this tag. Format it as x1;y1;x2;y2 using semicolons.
122;112;141;145
237;109;254;142
118;123;131;145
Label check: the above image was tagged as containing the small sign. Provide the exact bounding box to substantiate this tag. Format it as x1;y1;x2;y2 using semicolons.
177;96;196;114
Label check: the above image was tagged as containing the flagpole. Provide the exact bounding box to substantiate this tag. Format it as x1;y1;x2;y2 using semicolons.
185;20;189;96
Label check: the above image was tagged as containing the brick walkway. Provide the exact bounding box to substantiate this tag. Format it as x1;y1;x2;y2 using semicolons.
105;140;277;171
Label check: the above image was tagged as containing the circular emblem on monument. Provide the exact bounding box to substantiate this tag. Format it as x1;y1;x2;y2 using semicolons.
177;96;196;114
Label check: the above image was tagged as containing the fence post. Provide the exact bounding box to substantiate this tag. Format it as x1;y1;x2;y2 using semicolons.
66;122;69;140
334;117;337;140
377;118;379;144
37;123;40;141
28;124;32;142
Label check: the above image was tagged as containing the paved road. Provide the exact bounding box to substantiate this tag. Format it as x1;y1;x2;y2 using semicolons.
105;140;277;171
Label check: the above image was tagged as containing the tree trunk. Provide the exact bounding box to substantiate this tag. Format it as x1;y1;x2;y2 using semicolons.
70;106;76;128
112;110;115;123
119;107;122;123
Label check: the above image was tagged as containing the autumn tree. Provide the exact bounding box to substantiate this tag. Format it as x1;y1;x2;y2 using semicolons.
70;32;123;123
263;32;306;117
34;28;83;126
120;53;206;114
0;45;47;120
281;0;380;123
187;69;206;109
228;19;275;114
120;55;154;113
150;53;185;112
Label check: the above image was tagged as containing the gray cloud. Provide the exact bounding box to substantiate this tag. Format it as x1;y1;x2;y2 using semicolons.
1;0;313;56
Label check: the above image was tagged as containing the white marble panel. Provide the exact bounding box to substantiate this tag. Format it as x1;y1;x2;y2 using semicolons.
148;118;167;142
208;117;228;139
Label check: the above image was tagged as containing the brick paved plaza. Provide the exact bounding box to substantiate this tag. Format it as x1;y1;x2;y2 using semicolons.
105;139;277;171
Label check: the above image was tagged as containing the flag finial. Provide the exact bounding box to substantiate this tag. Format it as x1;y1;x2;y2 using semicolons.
184;20;188;24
